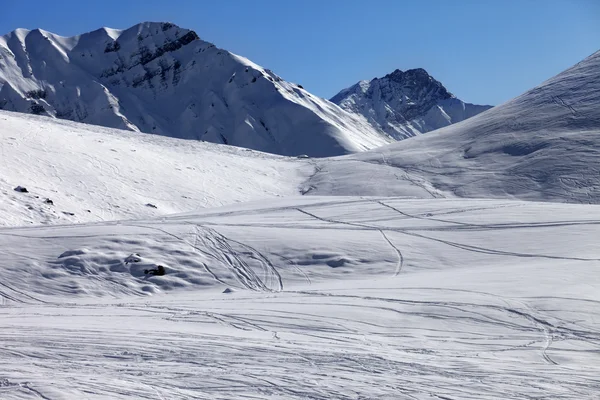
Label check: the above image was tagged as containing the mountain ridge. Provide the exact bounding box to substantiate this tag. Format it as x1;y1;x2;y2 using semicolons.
0;21;392;157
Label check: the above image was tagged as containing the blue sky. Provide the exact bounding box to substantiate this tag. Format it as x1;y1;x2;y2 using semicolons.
0;0;598;105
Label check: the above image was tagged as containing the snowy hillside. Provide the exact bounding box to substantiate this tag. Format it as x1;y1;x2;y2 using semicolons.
0;22;392;157
0;110;307;227
1;197;599;399
331;68;492;139
1;107;457;228
314;50;600;203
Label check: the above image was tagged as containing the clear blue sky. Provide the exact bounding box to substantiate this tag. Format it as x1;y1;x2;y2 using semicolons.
1;0;598;105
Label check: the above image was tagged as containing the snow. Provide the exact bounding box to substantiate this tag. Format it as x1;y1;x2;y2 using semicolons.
1;197;599;399
314;49;600;203
0;25;599;400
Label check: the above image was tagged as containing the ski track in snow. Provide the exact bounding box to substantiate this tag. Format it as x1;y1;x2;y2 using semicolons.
0;197;599;399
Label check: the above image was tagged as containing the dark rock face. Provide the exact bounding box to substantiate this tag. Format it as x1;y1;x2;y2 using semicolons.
379;69;452;120
138;31;199;66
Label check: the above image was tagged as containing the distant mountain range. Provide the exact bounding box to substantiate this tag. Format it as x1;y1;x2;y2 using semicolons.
0;22;489;156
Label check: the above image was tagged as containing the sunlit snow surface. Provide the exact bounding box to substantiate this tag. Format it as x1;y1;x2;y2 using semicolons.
1;197;599;399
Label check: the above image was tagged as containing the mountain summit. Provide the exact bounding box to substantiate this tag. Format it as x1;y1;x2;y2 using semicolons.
0;22;391;156
330;68;492;139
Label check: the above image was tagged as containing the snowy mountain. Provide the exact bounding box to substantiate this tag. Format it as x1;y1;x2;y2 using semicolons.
1;47;599;231
314;50;600;203
0;22;392;157
330;68;492;139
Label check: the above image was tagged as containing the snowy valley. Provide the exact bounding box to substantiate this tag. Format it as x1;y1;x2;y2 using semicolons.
0;21;599;400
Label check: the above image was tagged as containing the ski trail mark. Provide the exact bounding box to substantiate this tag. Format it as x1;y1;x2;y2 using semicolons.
297;207;405;277
505;307;559;366
222;234;283;292
193;225;282;292
379;230;404;276
22;383;53;400
0;280;47;304
275;253;311;285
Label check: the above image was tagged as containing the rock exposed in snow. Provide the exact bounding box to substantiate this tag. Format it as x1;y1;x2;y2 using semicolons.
330;68;492;139
0;22;392;157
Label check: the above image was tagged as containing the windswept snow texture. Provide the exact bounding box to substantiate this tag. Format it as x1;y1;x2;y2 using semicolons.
312;50;600;203
0;197;599;399
331;68;492;139
0;22;391;156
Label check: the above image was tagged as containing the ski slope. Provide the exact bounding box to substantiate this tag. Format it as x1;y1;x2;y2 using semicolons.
1;197;599;399
0;108;445;228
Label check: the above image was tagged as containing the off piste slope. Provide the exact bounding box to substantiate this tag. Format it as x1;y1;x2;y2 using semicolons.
4;196;599;299
0;197;599;399
0;22;392;157
0;110;306;227
331;68;492;139
310;49;600;203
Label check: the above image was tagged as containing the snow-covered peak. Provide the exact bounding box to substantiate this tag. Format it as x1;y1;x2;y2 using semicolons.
0;22;392;157
331;68;491;139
